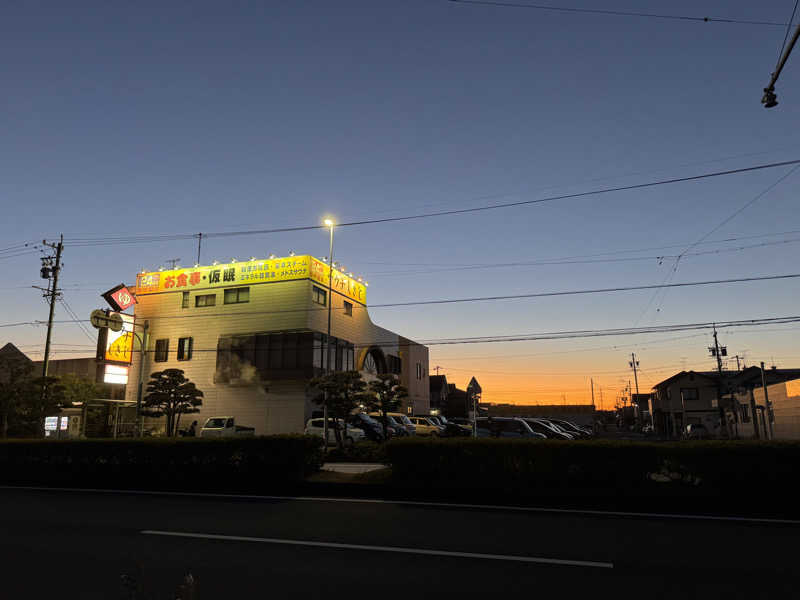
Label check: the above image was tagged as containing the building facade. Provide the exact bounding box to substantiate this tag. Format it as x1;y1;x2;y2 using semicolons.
125;254;429;435
650;371;724;437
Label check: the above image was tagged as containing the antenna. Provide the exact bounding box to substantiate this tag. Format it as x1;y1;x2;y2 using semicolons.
165;258;181;269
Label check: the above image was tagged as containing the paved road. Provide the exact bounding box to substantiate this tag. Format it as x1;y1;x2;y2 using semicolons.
0;487;796;599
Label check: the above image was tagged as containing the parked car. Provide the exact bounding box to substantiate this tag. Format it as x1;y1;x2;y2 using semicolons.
685;423;712;440
449;417;474;431
548;418;592;438
523;418;574;440
304;418;366;446
408;416;442;436
476;417;547;439
199;417;255;438
348;413;385;442
368;413;410;437
387;413;417;435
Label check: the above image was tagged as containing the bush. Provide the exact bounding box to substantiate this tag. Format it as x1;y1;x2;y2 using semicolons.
0;435;324;491
383;438;800;496
325;441;387;463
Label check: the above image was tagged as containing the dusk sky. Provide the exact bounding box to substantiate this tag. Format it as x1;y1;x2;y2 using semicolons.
2;0;799;405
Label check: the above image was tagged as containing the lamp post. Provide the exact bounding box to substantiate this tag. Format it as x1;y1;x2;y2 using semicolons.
323;218;335;449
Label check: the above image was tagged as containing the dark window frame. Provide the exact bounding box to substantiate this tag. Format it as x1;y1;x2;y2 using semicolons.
154;339;169;362
177;337;193;361
195;294;216;307
181;292;190;309
343;300;353;316
312;286;327;306
224;287;250;305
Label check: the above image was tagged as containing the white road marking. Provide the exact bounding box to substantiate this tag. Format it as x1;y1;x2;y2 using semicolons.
140;529;614;569
3;485;799;525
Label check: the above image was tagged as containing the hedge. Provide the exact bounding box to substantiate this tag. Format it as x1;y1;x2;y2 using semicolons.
383;438;800;496
324;441;387;463
0;435;324;491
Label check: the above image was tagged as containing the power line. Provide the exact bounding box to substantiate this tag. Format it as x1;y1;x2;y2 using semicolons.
2;272;799;330
445;0;788;27
777;1;800;62
59;158;800;248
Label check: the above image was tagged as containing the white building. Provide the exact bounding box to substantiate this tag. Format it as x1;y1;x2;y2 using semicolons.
125;254;429;435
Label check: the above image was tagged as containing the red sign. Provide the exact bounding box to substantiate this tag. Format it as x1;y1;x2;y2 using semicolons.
102;284;137;312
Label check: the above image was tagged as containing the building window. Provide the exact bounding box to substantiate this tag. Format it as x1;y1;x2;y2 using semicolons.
177;337;193;361
416;362;422;380
388;355;402;374
195;294;216;307
343;301;353;316
181;292;190;309
312;286;327;306
680;388;699;402
224;287;250;305
741;403;750;423
154;339;169;362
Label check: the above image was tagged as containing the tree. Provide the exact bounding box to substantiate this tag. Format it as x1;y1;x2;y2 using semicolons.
58;373;100;407
309;371;369;449
18;376;66;437
142;369;204;436
0;355;34;438
362;373;408;440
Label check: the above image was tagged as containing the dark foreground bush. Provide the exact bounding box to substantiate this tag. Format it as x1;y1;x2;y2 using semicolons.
384;438;800;496
324;441;387;463
0;435;323;491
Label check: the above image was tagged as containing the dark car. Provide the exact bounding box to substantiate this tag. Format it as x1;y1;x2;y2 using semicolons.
476;417;547;439
548;418;592;439
348;413;385;442
522;418;573;440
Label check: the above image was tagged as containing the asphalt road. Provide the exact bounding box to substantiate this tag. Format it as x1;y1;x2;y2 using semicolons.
0;487;796;599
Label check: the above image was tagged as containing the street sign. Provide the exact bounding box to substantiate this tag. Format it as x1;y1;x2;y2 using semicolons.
102;283;136;312
90;309;123;332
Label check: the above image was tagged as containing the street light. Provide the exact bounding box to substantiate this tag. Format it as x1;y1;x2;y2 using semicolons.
323;218;335;449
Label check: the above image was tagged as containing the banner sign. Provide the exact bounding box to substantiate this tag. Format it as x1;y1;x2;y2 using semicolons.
135;254;367;305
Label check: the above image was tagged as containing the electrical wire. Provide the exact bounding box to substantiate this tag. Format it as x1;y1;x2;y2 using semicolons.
445;0;788;27
59;158;800;248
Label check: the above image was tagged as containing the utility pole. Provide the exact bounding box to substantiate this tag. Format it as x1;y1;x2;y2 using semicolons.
762;22;800;108
760;362;774;439
40;235;64;382
434;366;442;375
591;379;595;408
196;233;202;265
709;325;732;437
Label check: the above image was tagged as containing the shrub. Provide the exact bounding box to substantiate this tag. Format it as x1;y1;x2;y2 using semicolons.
325;441;387;463
383;438;800;496
0;435;323;491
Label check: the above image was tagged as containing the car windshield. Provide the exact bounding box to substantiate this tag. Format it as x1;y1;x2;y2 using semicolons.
205;418;227;428
358;414;379;425
397;416;412;425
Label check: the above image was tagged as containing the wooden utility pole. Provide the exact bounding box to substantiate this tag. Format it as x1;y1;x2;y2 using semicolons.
40;235;63;381
760;362;774;439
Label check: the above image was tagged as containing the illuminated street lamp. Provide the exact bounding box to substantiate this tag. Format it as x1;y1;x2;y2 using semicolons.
323;217;335;448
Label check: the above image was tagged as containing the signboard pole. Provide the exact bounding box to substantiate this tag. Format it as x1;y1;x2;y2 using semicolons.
135;320;149;438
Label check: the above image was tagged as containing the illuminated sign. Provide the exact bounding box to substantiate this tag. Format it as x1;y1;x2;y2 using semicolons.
103;313;135;365
59;416;69;431
135;254;367;305
44;416;58;431
102;284;136;312
104;364;129;385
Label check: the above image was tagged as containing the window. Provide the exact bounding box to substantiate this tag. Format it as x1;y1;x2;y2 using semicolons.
195;294;216;307
312;286;327;306
224;287;249;304
680;388;699;402
741;404;750;422
416;362;422;380
177;337;193;361
343;301;353;316
181;292;190;309
154;339;169;362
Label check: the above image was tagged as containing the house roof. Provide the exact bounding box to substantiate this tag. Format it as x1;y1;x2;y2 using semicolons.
0;343;32;365
733;366;800;388
651;370;729;390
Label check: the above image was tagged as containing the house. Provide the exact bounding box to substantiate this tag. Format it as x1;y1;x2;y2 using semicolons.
429;375;448;415
650;371;729;438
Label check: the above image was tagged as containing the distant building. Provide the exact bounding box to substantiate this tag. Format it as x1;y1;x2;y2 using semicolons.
650;371;726;438
732;366;800;440
429;375;448;415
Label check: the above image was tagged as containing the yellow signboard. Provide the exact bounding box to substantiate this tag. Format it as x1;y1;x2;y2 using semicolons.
135;254;367;305
104;313;135;364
